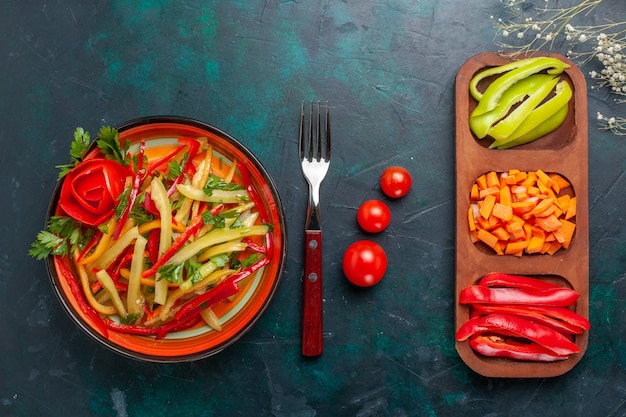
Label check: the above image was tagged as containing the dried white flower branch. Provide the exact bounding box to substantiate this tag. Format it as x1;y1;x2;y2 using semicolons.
490;0;626;134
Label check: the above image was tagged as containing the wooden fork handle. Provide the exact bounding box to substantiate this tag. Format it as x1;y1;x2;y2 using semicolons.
302;229;323;356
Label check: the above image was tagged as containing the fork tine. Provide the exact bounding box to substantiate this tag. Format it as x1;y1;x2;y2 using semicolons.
308;102;314;161
324;102;331;162
299;101;305;159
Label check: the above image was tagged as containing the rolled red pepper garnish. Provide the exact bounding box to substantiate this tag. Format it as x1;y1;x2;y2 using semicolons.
459;285;579;307
113;140;146;239
55;256;108;338
457;272;589;363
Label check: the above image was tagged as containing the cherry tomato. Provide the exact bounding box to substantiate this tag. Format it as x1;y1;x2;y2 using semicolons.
342;240;388;287
357;200;391;233
380;166;412;198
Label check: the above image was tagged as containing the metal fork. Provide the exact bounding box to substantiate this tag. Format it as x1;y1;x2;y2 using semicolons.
299;101;331;357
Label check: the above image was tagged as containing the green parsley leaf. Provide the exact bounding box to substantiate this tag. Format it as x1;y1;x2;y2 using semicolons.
210;254;230;268
202;211;226;228
97;126;130;166
119;313;142;325
203;174;244;196
56;127;92;179
28;216;84;260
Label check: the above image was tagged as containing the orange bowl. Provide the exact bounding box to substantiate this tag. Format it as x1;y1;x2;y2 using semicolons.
45;116;287;362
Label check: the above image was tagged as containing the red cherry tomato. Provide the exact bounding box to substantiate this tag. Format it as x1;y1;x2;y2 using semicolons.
357;200;391;233
342;240;388;287
381;166;412;198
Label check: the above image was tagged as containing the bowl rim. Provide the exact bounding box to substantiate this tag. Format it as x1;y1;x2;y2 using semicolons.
45;115;287;362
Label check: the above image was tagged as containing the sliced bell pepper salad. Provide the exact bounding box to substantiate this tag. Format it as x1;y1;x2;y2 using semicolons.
36;130;275;340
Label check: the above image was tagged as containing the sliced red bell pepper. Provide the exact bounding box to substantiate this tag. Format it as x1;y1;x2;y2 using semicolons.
469;334;568;362
113;140;146;239
142;192;160;217
174;257;270;321
103;314;201;339
147;228;160;266
167;138;200;197
237;161;274;259
145;144;185;176
241;237;267;254
75;229;102;264
479;272;562;291
456;313;580;356
459;285;579;307
55;256;109;338
140;205;211;278
472;304;584;335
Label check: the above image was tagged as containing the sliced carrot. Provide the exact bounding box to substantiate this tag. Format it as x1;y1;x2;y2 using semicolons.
556;194;571;212
468;206;476;232
499;186;512;207
476;174;487;190
560;219;576;249
491;226;510;241
486;171;499;188
491;202;513;221
505;240;528;254
535;214;562;232
470;183;479;200
526;234;545;254
479;194;496;219
565;196;577;220
479;186;500;199
527;198;554;216
477;229;499;249
468;170;577;256
549;173;570;192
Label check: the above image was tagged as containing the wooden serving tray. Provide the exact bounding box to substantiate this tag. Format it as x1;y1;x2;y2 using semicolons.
454;52;589;378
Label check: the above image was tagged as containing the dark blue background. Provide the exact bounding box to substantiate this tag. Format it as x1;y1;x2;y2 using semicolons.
1;1;625;416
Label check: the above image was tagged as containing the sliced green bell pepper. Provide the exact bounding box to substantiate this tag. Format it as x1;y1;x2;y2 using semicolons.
469;56;544;101
470;73;557;139
485;76;560;141
493;103;568;149
471;57;569;118
489;79;572;148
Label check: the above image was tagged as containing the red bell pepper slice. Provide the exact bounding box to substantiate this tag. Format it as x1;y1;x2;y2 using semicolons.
472;304;584;335
145;144;185;176
55;256;109;338
147;228;160;266
456;313;580;356
103;314;201;339
140;204;217;278
174;257;270;321
167;138;200;197
75;230;102;264
459;285;579;307
237;161;274;259
469;334;568;362
479;272;562;291
113;140;146;239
